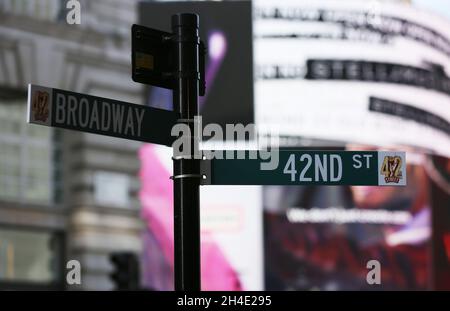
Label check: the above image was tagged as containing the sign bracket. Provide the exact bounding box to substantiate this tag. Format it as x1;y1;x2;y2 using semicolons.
200;159;212;185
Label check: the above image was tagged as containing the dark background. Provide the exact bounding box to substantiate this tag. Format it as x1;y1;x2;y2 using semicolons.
139;0;254;128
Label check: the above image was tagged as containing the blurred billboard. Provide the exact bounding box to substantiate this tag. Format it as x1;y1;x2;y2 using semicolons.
138;1;263;291
264;148;432;290
133;0;450;291
139;0;254;128
254;0;450;290
255;0;450;156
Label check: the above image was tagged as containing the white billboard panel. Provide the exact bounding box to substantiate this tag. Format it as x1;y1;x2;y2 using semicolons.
255;0;450;156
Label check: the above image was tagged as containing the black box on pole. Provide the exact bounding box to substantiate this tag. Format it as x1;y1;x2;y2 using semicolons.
132;23;206;96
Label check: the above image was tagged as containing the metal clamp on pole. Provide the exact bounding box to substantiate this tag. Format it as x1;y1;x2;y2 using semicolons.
171;156;209;183
171;13;202;292
171;155;205;180
199;159;211;185
176;118;196;123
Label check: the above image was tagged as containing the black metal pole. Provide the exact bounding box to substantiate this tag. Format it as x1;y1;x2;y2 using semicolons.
172;13;201;291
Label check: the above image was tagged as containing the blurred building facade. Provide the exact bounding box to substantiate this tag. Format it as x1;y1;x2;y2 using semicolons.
0;0;144;290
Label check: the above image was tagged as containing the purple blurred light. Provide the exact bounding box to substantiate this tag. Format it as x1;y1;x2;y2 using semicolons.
209;31;227;60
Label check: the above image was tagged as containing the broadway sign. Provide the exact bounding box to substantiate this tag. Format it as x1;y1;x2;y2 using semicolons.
27;84;178;146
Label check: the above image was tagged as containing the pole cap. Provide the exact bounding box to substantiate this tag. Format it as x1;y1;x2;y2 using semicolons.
171;13;199;28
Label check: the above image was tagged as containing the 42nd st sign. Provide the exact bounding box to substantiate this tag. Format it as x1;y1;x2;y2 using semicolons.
201;150;407;186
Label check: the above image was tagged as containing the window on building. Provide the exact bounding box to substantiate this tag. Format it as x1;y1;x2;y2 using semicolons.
0;0;62;22
0;227;64;287
0;100;58;205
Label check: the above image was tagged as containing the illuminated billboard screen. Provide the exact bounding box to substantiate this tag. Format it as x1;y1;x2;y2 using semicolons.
254;0;450;156
264;147;432;290
138;1;263;291
138;0;450;291
255;0;450;290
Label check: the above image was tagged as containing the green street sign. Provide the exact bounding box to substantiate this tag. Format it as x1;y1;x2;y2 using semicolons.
27;84;179;146
201;150;407;186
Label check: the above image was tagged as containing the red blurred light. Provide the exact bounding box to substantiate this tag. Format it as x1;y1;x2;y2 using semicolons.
443;234;450;261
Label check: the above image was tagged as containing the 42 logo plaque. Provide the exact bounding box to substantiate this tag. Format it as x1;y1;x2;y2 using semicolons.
28;84;53;126
378;152;406;186
381;155;403;184
32;90;50;123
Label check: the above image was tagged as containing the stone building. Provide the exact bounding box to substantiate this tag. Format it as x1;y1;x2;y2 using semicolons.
0;0;144;290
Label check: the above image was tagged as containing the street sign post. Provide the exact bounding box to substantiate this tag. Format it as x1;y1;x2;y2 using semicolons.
26;13;408;292
170;14;202;292
201;150;407;186
27;14;206;292
27;84;178;146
